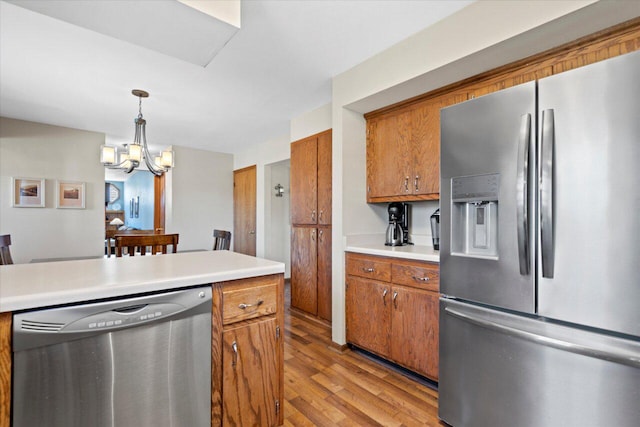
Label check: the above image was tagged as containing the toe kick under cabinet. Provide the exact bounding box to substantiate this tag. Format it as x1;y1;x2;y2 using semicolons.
212;274;284;427
345;252;440;381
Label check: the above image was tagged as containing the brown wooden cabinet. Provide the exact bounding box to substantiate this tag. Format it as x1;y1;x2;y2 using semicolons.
345;252;439;380
290;130;332;225
213;274;284;426
290;129;332;322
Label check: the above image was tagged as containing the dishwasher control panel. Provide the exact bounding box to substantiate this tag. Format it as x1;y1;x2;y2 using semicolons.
13;286;212;353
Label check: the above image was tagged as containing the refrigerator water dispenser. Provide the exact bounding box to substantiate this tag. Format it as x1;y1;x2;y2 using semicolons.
451;174;499;259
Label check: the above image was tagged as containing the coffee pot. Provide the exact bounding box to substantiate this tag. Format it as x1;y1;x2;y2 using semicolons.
385;221;404;246
430;208;440;250
385;202;408;246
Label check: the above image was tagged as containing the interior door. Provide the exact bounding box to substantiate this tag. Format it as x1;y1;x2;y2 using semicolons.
233;165;256;256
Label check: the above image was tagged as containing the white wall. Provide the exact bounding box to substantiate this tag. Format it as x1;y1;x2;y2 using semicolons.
165;145;234;251
0;117;105;263
234;134;290;259
264;159;291;278
330;0;638;345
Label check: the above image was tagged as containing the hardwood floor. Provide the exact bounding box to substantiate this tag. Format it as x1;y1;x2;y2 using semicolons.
284;281;444;426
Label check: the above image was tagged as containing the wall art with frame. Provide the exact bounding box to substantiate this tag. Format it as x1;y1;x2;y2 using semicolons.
56;180;86;209
12;177;45;208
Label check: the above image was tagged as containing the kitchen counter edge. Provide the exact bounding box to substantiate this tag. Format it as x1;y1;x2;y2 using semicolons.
0;251;285;313
345;244;439;263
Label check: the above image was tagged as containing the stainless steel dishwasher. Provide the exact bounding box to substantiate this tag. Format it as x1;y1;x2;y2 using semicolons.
12;286;212;427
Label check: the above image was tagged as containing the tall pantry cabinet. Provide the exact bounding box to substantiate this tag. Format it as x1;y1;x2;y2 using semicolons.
290;129;332;322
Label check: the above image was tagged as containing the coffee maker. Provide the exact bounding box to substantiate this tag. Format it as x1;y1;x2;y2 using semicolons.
385;202;410;246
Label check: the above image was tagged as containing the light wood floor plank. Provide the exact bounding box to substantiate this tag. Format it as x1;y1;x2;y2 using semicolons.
283;281;445;426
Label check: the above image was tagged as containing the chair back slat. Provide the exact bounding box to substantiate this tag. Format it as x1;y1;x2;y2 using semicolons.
213;230;231;250
0;234;14;265
115;234;179;257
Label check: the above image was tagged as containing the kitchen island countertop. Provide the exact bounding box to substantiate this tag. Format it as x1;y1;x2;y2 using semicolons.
0;251;284;313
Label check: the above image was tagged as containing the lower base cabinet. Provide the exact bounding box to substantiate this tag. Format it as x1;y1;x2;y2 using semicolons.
222;317;279;426
345;252;439;381
213;274;284;426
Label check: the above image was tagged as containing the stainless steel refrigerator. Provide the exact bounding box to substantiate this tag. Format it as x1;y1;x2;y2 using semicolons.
439;50;640;427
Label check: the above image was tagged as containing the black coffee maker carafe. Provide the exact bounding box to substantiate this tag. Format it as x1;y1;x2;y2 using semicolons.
385;202;409;246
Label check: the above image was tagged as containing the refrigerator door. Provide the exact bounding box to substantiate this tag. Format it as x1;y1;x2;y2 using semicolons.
440;82;536;313
439;298;640;427
537;50;640;337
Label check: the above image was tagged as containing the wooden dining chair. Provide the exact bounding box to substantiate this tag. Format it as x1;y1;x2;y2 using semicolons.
115;234;179;257
212;230;231;250
0;234;14;265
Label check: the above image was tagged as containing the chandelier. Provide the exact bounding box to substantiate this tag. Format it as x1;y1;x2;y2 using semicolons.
100;89;174;176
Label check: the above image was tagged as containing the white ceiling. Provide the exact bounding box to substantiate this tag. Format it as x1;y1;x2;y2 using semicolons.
0;0;472;154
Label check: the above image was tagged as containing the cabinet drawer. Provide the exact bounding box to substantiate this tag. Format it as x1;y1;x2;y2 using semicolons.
223;282;277;325
391;260;439;292
346;253;391;282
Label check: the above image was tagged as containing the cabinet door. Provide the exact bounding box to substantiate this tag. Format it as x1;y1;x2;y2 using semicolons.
411;92;467;198
317;130;332;225
346;276;391;357
366;111;412;200
390;286;439;380
317;227;332;322
291;226;317;315
223;317;279;427
290;136;318;225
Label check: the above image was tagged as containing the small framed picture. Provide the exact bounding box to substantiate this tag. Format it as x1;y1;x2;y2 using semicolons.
56;180;85;209
12;177;45;208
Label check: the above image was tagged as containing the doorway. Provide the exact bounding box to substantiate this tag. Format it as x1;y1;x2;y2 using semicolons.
233;165;257;256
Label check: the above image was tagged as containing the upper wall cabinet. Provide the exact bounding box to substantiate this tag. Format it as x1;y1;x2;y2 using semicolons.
365;92;465;203
290;129;332;225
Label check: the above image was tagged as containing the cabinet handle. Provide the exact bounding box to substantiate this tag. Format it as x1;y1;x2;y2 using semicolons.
319;210;323;221
311;210;316;222
412;275;430;282
311;229;316;242
362;267;375;273
404;176;409;192
232;341;238;367
393;291;398;308
382;289;388;305
414;175;420;192
238;300;264;310
319;229;323;242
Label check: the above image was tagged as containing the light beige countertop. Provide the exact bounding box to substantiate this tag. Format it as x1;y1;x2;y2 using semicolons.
0;251;284;313
345;234;439;263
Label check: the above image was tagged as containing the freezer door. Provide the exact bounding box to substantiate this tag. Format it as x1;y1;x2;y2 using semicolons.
439;298;640;427
440;81;536;313
537;50;640;337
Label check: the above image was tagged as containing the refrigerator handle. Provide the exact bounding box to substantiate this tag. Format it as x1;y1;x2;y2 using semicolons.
540;109;555;278
444;306;640;368
516;113;531;275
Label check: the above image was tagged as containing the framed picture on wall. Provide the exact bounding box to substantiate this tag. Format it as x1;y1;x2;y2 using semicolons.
12;177;45;208
56;180;85;209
